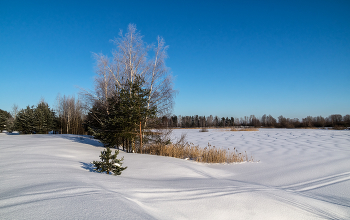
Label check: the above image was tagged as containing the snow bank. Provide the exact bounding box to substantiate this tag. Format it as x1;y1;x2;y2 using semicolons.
1;129;349;219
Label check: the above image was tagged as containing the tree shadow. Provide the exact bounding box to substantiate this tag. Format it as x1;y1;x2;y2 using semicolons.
80;162;97;173
59;134;104;148
80;162;116;175
2;131;20;135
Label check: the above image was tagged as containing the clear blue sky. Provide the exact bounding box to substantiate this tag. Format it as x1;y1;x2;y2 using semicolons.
1;0;349;119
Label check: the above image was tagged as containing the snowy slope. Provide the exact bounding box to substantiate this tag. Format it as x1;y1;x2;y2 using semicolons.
1;129;349;219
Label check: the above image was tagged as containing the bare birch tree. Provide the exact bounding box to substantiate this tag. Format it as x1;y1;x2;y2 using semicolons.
57;95;84;134
83;24;175;117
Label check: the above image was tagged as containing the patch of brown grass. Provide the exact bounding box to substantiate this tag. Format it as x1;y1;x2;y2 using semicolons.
172;127;227;130
230;127;259;131
332;126;347;130
299;127;318;129
199;127;209;132
142;138;255;163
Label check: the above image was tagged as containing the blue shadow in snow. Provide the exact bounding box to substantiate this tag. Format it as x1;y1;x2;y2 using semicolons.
80;162;116;175
60;134;104;148
80;162;97;173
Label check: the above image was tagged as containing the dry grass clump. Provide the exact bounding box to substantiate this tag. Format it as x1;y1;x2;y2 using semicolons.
332;125;348;130
199;127;209;132
142;134;254;163
299;127;318;129
230;127;259;131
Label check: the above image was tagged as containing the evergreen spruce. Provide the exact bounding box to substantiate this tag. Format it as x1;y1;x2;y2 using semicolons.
0;109;12;132
115;76;157;152
34;101;57;134
15;106;36;134
86;76;157;152
92;148;127;175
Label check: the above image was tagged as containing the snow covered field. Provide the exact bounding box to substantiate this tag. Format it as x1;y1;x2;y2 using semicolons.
1;129;349;219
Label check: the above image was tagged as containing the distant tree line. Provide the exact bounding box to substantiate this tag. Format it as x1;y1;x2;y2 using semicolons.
2;104;350;134
2;100;349;134
158;114;350;129
158;115;235;128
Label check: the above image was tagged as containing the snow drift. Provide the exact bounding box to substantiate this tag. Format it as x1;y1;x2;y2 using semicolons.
1;129;349;219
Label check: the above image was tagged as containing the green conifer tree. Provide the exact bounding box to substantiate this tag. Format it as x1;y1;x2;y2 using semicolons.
15;106;36;134
0;109;12;132
86;76;157;152
92;148;127;175
117;77;157;151
34;101;56;134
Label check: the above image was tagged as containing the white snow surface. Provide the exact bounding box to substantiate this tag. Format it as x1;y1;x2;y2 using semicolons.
1;129;350;219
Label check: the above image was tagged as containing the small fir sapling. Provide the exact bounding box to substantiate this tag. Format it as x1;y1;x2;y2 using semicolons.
92;147;127;175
